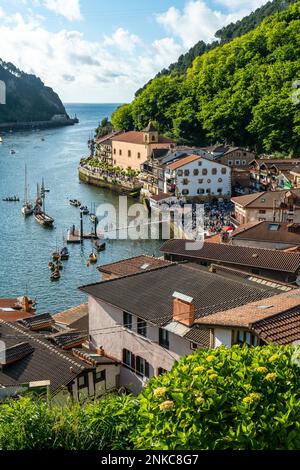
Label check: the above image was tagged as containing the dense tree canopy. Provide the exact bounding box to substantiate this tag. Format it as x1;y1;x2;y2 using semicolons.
112;2;300;154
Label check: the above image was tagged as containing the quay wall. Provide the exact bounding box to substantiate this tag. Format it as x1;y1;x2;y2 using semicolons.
0;118;78;131
78;166;142;194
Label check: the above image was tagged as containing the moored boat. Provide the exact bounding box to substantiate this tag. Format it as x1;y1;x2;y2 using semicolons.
21;165;34;216
95;241;106;252
50;269;60;281
70;199;81;207
89;252;97;263
60;246;69;260
80;205;89;215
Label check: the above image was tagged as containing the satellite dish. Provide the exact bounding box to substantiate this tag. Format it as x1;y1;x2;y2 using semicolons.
296;276;300;287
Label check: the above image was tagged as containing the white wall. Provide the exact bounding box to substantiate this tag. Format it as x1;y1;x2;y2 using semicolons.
214;328;232;348
166;158;231;198
88;296;194;393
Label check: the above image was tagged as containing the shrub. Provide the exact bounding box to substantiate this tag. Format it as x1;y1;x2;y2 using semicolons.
132;345;300;450
0;394;138;450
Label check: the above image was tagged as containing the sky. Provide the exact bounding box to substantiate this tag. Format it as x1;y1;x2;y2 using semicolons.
0;0;269;103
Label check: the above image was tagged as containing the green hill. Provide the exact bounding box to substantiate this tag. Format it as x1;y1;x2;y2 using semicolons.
0;59;67;124
112;1;300;154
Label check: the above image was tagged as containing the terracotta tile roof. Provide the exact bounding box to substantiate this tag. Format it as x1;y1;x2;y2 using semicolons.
80;263;282;327
98;255;173;277
53;304;88;331
160;239;300;273
231;189;300;209
194;290;300;329
251;307;300;345
0;298;35;322
150;192;174;202
167;154;200;170
232;221;300;246
18;313;54;331
46;331;87;350
111;131;175;145
96;130;123;145
184;327;210;348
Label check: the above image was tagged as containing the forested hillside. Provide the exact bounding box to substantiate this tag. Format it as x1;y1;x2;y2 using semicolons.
136;0;297;96
0;60;67;123
113;1;300;154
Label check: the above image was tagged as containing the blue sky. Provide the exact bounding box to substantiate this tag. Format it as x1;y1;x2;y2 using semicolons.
0;1;268;102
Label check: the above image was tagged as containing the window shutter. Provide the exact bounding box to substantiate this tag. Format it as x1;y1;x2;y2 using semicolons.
131;353;136;370
145;361;150;378
122;349;127;365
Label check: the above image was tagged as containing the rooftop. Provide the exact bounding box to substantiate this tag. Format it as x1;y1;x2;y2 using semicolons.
167;154;200;170
53;304;88;332
195;289;300;345
80;262;283;327
0;297;35;323
231;189;300;209
98;255;173;277
111;131;175;145
0;320;90;394
232;221;300;246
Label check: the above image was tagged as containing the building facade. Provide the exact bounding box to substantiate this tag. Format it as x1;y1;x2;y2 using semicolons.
164;154;231;201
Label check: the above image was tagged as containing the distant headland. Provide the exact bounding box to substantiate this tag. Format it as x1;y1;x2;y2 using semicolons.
0;59;78;130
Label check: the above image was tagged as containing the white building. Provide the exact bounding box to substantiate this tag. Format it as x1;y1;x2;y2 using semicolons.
164;154;231;200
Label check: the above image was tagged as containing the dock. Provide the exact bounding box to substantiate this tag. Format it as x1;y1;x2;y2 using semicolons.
66;227;98;244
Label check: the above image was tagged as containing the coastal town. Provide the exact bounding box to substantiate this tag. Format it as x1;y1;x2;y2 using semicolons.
0;0;300;455
1;120;300;400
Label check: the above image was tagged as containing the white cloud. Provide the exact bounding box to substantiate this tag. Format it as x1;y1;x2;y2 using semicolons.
104;28;141;53
0;7;5;18
43;0;82;21
156;0;269;48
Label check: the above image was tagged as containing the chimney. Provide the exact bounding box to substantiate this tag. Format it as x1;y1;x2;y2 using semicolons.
172;292;195;327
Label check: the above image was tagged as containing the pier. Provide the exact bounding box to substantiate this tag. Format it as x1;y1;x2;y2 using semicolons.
66;211;98;244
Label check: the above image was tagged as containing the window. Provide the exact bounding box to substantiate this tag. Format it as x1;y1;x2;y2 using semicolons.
137;318;147;337
137;152;141;159
78;375;87;388
177;169;183;176
123;311;132;330
113;148;116;155
114;160;116;165
123;349;135;369
182;189;189;196
182;178;189;185
190;342;199;351
212;168;217;175
159;328;169;349
202;169;208;176
207;179;211;184
268;223;280;231
128;150;131;157
206;188;211;194
237;330;258;347
228;160;233;166
221;168;227;174
259;210;266;214
158;367;167;376
193;169;199;176
218;178;223;183
136;356;150;377
197;188;205;195
242;160;247;165
119;149;122;156
198;179;203;184
217;188;223;193
152;135;156;142
235;160;240;165
184;169;190;176
94;370;106;383
198;161;202;166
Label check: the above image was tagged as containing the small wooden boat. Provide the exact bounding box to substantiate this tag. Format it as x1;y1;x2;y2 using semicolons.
3;196;20;202
70;199;81;207
60;246;69;260
50;270;60;281
21;165;34;216
95;241;106;252
48;262;56;271
56;260;63;271
52;251;60;261
10;149;16;155
80;205;89;215
89;252;98;264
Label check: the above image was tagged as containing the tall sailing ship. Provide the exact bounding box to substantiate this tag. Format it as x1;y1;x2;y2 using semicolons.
21;165;34;216
34;181;54;227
